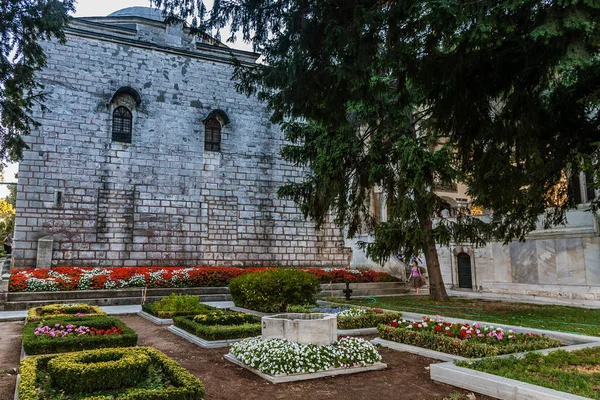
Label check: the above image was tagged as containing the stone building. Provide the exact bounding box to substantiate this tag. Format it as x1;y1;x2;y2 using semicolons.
12;7;350;268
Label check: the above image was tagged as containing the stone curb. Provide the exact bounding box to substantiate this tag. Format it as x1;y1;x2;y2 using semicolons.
137;311;173;325
224;353;387;384
13;374;19;400
371;338;467;362
338;327;378;336
430;363;591;400
167;325;245;348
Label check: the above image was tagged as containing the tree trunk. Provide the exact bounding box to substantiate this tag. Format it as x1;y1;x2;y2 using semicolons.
418;213;449;301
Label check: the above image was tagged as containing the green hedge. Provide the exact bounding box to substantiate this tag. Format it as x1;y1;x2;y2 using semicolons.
18;347;205;400
142;294;218;318
174;316;261;341
23;316;138;355
377;324;562;358
48;349;151;393
27;304;107;322
192;310;259;326
228;269;320;313
338;312;403;330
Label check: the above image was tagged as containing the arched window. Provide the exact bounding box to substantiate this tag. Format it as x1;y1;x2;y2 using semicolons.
112;106;132;143
204;118;221;152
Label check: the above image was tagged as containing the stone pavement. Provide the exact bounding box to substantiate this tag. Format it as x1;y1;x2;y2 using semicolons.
445;289;600;309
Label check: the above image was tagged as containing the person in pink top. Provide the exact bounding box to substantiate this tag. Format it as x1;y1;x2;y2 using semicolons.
410;260;424;295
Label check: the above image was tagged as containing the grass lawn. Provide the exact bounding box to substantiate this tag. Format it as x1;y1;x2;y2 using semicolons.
457;347;600;399
324;296;600;336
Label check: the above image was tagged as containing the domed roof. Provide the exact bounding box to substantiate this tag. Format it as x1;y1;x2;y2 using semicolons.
108;7;164;22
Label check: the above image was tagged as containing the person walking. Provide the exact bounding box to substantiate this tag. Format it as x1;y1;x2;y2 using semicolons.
3;233;13;255
410;259;424;295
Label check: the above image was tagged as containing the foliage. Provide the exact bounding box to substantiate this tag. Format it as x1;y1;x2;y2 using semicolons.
284;304;402;329
142;293;217;318
152;0;600;301
9;266;398;292
378;317;561;358
173;316;261;341
456;348;600;399
228;269;320;312
22;316;137;355
230;336;382;375
0;0;74;165
18;347;205;400
27;303;106;322
47;349;151;393
192;310;259;326
332;296;600;337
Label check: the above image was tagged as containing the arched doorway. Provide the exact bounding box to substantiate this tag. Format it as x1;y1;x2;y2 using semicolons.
457;252;472;289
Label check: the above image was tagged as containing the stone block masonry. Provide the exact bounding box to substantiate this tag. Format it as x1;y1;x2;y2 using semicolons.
12;10;351;268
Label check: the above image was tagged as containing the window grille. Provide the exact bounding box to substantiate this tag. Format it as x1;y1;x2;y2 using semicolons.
112;106;132;143
205;118;221;152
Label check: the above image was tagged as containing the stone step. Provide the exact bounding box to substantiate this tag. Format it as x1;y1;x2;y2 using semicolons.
4;293;232;311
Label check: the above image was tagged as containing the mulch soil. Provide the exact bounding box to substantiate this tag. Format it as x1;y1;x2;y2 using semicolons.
0;316;494;400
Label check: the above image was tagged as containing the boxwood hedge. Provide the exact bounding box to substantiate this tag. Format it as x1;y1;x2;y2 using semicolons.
22;316;137;355
173;316;261;341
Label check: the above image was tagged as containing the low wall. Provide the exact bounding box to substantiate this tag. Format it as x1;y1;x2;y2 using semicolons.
1;282;409;311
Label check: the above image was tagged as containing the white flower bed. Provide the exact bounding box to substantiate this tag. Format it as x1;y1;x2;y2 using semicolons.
336;308;368;318
230;336;382;376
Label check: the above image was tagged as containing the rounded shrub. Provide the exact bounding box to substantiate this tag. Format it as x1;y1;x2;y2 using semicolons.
228;269;320;313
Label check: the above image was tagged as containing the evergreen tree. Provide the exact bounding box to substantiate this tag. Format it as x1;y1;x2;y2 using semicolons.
0;0;74;165
154;0;600;300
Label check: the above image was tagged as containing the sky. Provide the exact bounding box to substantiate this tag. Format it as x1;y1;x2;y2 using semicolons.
3;0;252;197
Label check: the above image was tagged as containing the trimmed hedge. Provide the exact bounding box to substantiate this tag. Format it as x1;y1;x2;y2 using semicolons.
174;316;261;341
228;269;320;312
27;304;106;322
338;311;403;330
22;316;137;355
377;324;562;358
18;347;205;400
142;293;218;318
48;349;151;393
192;310;259;326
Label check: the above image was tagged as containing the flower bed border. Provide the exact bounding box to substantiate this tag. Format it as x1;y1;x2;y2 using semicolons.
168;325;246;348
15;346;205;400
224;353;387;384
138;311;174;325
22;316;137;355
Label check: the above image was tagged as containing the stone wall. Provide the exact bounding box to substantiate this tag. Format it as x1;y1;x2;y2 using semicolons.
12;18;350;268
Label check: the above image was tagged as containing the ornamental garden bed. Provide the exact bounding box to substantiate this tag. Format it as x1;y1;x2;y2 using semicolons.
27;303;106;322
139;293;219;324
225;336;387;383
377;316;562;358
17;346;204;400
170;309;261;348
287;305;402;334
452;346;600;399
22;316;137;355
9;266;398;292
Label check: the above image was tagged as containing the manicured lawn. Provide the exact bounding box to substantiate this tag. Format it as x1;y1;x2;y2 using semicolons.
457;347;600;399
325;296;600;336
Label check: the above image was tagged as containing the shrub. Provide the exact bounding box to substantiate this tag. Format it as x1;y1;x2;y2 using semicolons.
48;349;151;393
22;316;137;355
229;269;320;312
192;310;259;326
142;293;217;318
18;347;205;400
27;303;106;322
173;316;261;341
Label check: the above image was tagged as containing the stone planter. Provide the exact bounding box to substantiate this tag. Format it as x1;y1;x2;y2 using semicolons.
262;313;337;345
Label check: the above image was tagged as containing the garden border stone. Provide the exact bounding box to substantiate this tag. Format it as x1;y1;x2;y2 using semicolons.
137;311;173;325
13;374;19;400
168;325;246;348
338;327;378;336
224;353;387;384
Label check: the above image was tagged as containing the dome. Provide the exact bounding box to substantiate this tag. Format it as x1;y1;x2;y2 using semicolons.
108;7;165;22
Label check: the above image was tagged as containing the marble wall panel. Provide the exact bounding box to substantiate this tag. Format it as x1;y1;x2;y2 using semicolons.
535;239;558;285
510;241;539;284
556;238;586;285
583;237;600;286
491;242;512;283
